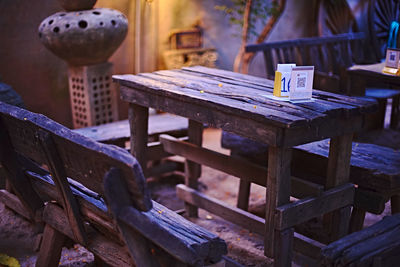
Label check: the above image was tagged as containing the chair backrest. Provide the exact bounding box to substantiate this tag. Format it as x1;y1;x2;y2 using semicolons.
246;32;366;93
0;102;152;234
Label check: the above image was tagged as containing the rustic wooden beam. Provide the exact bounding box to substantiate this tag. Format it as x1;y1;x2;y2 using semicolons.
293;232;324;260
129;103;149;168
177;184;323;266
146;141;172;161
36;224;65;267
160;134;323;199
324;134;353;241
42;202;134;266
0;189;36;221
265;146;292;260
119;85;281;146
37;130;88;246
184;120;203;217
177;184;265;235
237;178;251;211
275;183;355;230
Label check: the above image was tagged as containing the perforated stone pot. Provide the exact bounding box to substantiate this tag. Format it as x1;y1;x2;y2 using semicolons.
38;8;128;66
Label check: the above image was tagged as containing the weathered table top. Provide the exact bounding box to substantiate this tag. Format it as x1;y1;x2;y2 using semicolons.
348;62;385;73
114;66;377;147
348;62;400;84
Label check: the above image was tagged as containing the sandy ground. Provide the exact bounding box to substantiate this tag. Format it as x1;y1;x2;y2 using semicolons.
0;128;394;266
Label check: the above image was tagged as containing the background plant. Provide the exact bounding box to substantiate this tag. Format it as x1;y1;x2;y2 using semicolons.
215;0;286;73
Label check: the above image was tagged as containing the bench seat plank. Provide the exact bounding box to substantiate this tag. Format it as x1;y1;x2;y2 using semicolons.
321;214;400;266
73;113;188;144
221;132;400;192
295;139;400;191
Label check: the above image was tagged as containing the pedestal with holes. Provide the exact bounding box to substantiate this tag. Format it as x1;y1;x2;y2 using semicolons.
68;62;118;128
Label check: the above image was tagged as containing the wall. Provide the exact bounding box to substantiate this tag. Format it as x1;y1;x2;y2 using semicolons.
0;0;318;127
0;0;69;124
139;0;318;76
0;0;135;127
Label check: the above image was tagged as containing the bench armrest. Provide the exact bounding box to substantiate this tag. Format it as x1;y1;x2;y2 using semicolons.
104;168;227;266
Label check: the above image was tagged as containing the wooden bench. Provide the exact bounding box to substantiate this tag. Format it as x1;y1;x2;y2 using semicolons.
73;113;189;178
73;113;188;146
221;132;400;233
0;102;227;266
320;213;400;266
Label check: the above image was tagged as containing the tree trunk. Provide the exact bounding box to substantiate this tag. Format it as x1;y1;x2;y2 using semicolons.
238;0;287;74
233;0;253;73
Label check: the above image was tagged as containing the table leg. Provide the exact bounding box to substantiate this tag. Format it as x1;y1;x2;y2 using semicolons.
347;72;366;96
185;119;203;217
265;146;292;265
128;103;149;170
324;134;353;241
390;95;400;129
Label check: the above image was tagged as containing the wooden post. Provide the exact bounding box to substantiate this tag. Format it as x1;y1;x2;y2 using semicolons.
237;179;251;211
129;103;149;170
184;119;203;217
390;95;399;129
391;195;400;214
324;134;353;241
37;130;87;246
376;98;388;129
264;146;292;264
36;224;65;267
274;228;294;267
349;207;366;233
232;150;251;211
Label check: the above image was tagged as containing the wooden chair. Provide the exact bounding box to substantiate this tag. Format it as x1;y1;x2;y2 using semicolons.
246;33;366;95
0;101;227;266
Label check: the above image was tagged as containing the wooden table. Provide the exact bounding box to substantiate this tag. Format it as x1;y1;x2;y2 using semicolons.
347;62;400;129
113;66;377;266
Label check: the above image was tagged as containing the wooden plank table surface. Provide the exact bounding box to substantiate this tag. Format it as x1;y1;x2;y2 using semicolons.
347;62;400;94
347;62;400;129
113;66;377;266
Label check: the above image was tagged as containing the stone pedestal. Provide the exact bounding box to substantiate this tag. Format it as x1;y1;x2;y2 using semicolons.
38;1;127;129
68;62;118;128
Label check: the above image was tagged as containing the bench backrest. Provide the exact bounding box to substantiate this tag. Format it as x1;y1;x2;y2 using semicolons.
0;102;227;265
246;32;366;93
0;102;151;211
0;102;152;245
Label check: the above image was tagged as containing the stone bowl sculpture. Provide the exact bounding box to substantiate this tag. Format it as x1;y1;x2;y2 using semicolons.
38;8;128;66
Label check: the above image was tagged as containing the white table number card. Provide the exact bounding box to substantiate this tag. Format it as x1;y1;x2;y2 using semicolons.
273;63;296;97
383;48;400;75
289;66;314;101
